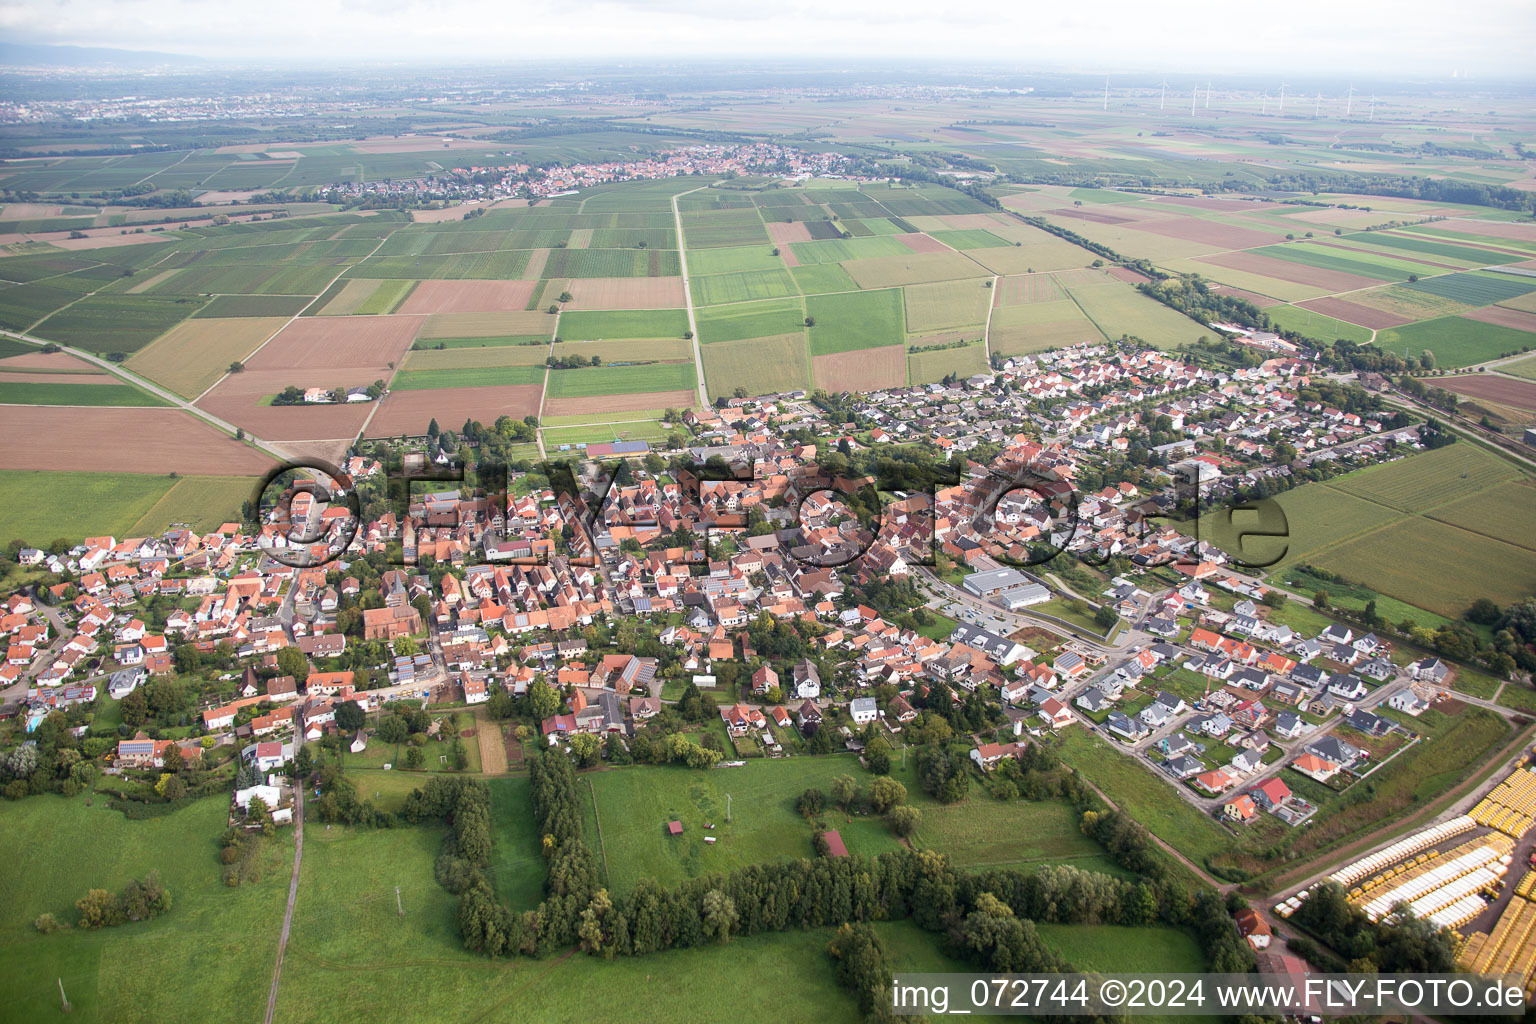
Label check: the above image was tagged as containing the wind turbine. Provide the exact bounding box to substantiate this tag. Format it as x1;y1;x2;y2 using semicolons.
1315;92;1322;117
1369;94;1376;120
1206;82;1212;109
1160;80;1167;111
1103;77;1109;111
1278;83;1287;115
1346;85;1355;117
1262;91;1269;115
1190;85;1198;116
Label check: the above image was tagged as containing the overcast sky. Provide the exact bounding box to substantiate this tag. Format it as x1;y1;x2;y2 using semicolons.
3;0;1534;77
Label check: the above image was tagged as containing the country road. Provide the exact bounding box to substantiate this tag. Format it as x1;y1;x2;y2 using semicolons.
264;780;305;1024
0;325;292;465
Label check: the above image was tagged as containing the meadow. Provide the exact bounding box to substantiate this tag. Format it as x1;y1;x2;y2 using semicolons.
544;362;696;399
581;755;913;895
0;380;167;406
0;795;293;1024
806;288;904;355
390;364;546;391
557;308;688;340
0;469;187;545
1265;304;1374;344
1374;316;1536;366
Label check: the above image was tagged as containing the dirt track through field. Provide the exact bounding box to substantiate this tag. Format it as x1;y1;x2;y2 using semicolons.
474;707;508;775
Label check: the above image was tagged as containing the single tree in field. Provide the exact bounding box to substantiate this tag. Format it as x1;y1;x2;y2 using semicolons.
702;889;737;944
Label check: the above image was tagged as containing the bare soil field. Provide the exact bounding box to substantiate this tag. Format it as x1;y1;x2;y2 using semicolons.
1435;375;1536;411
196;373;375;442
559;277;687;309
1135;217;1283;249
418;311;553;338
46;233;181;252
895;233;952;254
272;438;351;465
766;221;812;244
396;280;537;315
521;248;550;279
411;201;500;224
1106;266;1151;284
1296;297;1414;329
0;370;115;385
246;315;422;373
1049;207;1136;225
812;346;906;392
127;316;290;397
1466;305;1536;333
541;390;696;417
1198;252;1379;291
0;406;277;474
366;383;543;437
0;350;102;371
778;246;800;268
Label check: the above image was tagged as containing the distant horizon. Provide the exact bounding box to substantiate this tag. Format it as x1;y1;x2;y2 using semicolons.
1;0;1534;79
3;44;1536;93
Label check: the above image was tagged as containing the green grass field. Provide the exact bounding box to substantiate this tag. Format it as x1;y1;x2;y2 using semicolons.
1;795;293;1024
1054;729;1232;867
684;244;785;277
558;308;688;340
789;235;911;265
789;263;859;294
0;380;168;406
1501;354;1536;380
912;794;1122;875
0;470;196;546
697;296;806;344
1059;280;1206;349
582;756;912;895
390;364;546;390
1374;316;1536;367
690;269;797;305
1266;304;1374;344
545;361;696;398
806;288;904;355
1403;270;1536;307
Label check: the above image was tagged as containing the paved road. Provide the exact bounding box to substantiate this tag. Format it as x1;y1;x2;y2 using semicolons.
263;779;305;1024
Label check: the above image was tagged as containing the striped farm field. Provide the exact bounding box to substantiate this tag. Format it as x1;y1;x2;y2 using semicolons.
402;345;549;370
700;334;810;400
1265;304;1374;344
1428;481;1536;552
540;248;681;278
545;361;697;399
904;279;993;332
1361;231;1516;266
192;295;310;318
125;316;289;397
34;294;206;353
697;297;805;344
1404;271;1536;306
557;308;688;340
348;249;530;279
812;344;906;392
690;269;797;305
805;289;904;355
390;364;546;391
1375;317;1536;367
788;264;858;295
1329;443;1517;513
993;274;1065;306
841;252;987;289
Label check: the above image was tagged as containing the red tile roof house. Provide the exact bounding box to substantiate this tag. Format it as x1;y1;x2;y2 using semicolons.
1250;777;1292;812
1235;908;1272;949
